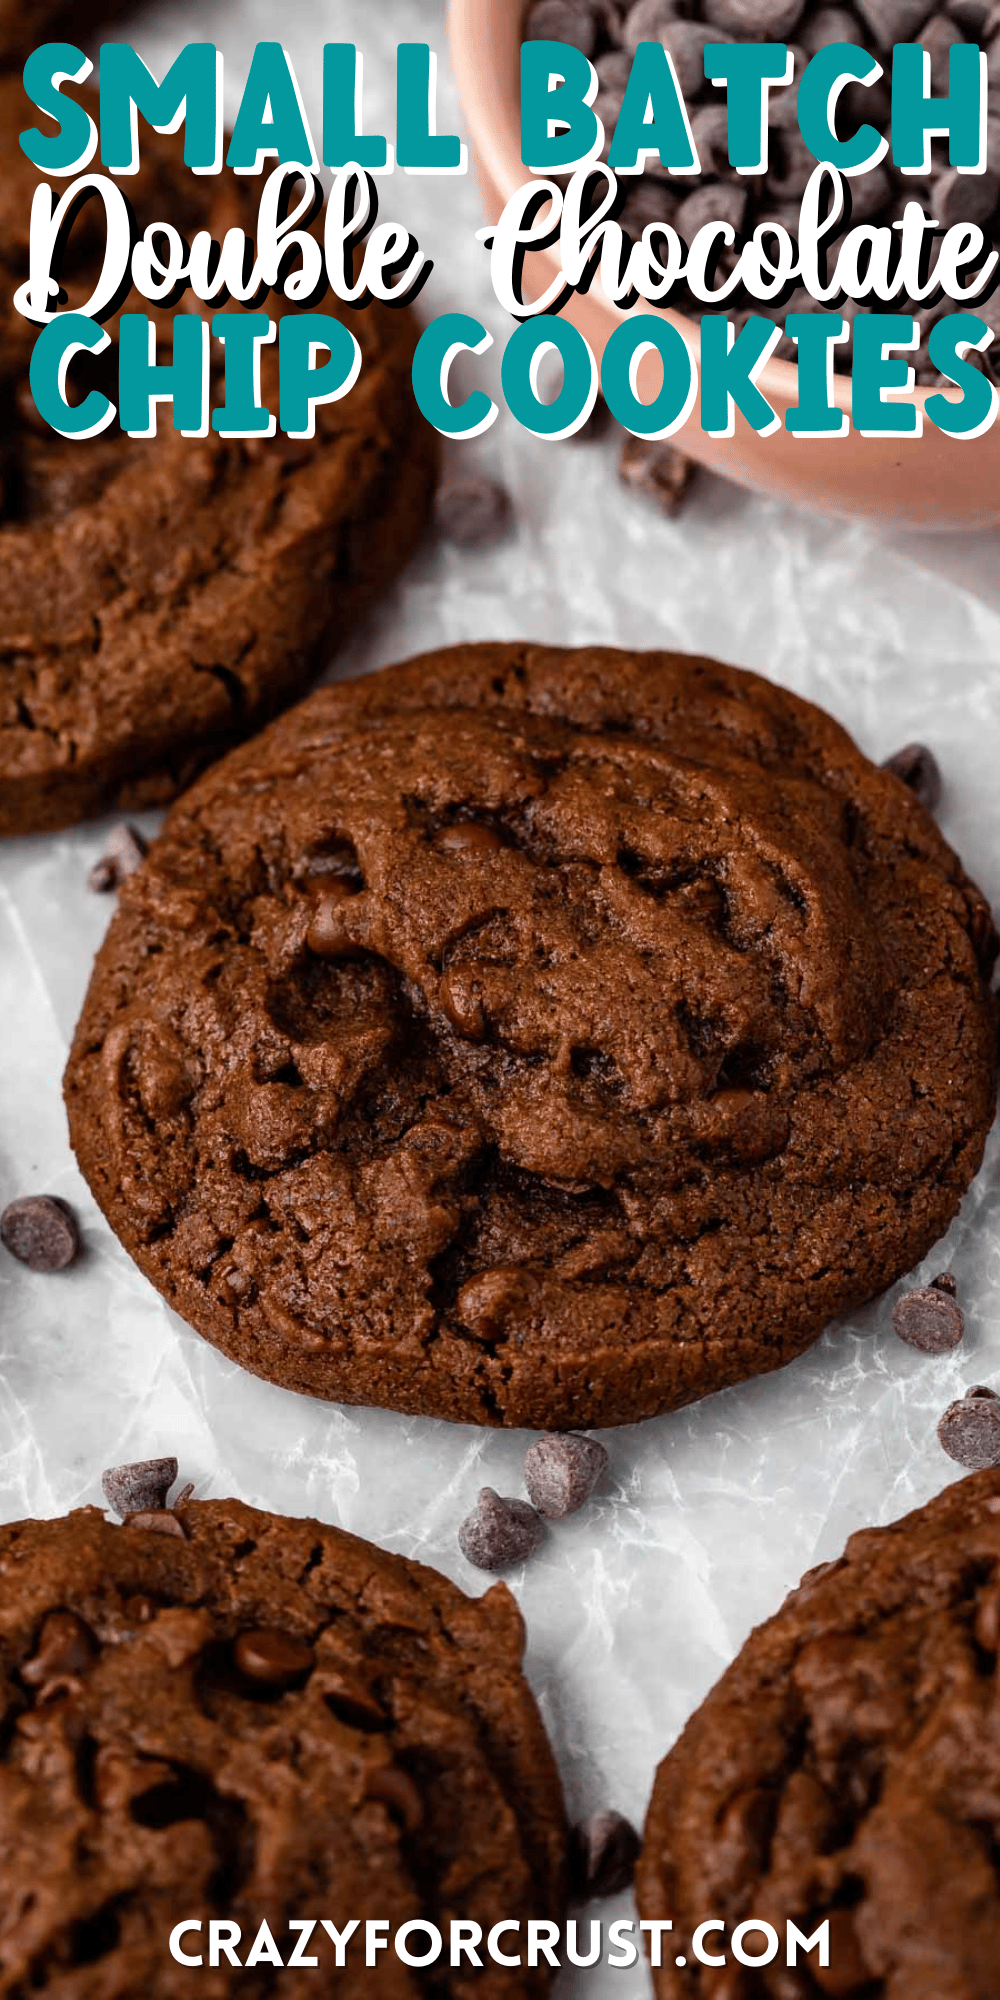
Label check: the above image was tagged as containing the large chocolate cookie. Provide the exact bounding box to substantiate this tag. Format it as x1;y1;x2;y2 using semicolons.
0;75;434;833
636;1470;1000;1998
0;1495;567;1995
64;645;998;1428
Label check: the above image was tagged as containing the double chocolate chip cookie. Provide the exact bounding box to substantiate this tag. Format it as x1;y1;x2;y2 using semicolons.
637;1469;1000;1998
0;74;434;833
0;1496;567;1995
64;645;998;1428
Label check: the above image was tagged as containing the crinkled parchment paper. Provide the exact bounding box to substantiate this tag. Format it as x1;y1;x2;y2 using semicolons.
2;3;1000;1989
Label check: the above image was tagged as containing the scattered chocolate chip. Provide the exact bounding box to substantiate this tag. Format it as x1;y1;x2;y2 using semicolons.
22;1611;96;1687
458;1489;545;1572
0;1195;80;1273
619;435;698;516
891;1286;964;1355
526;0;601;53
675;179;748;238
102;1457;178;1517
363;1765;424;1833
87;822;148;893
706;0;804;26
570;1808;641;1899
938;1388;1000;1470
233;1628;315;1686
126;1510;187;1538
622;0;690;53
434;476;511;549
931;1271;958;1297
535;0;995;382
854;0;934;47
936;164;1000;226
881;743;942;813
524;1434;609;1519
801;4;864;51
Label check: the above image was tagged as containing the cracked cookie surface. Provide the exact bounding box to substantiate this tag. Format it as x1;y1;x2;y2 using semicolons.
0;1498;566;1996
637;1469;1000;2000
64;644;999;1427
0;75;434;834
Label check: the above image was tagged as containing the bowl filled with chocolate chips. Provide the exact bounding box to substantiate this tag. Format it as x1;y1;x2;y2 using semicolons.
449;0;1000;526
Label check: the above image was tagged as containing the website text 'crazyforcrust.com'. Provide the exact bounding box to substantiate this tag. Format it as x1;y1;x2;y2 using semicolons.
168;1916;831;1973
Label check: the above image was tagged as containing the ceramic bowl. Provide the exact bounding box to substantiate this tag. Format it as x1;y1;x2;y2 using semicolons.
448;0;1000;528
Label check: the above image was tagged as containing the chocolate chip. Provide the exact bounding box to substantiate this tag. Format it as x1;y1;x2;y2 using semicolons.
0;1195;80;1273
948;0;990;26
524;1434;609;1518
892;1286;965;1354
439;964;488;1039
801;6;864;52
434;477;511;549
22;1612;96;1688
622;0;689;58
922;12;966;93
174;1482;195;1506
621;180;677;235
935;165;1000;227
126;1510;187;1537
938;1388;1000;1470
704;0;805;31
881;743;943;813
619;436;698;516
363;1765;424;1833
102;1457;179;1517
657;20;733;100
458;1489;545;1571
854;0;934;45
931;1271;958;1296
570;1809;641;1899
233;1628;315;1685
526;0;601;54
675;180;748;240
87;822;148;893
306;881;360;958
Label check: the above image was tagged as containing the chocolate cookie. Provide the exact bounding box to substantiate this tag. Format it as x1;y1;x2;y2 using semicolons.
636;1469;1000;1998
0;1496;567;1995
64;645;998;1428
0;75;434;834
0;0;131;64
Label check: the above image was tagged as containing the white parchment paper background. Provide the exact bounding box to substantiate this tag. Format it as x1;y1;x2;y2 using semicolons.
2;4;1000;1989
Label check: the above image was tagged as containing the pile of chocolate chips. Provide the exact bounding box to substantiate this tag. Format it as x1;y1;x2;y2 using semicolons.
527;0;1000;380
